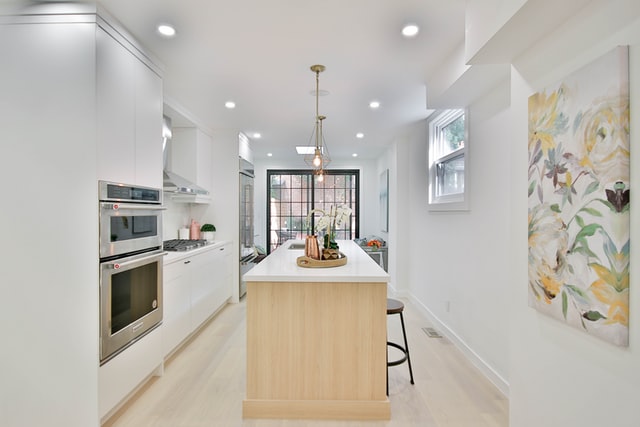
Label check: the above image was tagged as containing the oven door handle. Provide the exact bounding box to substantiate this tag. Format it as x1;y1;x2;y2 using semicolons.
106;251;167;270
101;203;167;211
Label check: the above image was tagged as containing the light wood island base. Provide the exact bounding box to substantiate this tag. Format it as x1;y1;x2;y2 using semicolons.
243;398;390;420
243;278;390;420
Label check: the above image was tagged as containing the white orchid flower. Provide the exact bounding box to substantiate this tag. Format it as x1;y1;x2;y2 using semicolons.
334;206;352;227
304;204;352;235
315;215;332;232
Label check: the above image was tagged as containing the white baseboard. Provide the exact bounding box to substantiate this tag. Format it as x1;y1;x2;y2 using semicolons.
405;292;510;397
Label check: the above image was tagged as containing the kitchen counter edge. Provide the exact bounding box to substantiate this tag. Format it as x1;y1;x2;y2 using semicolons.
243;239;390;283
163;240;232;265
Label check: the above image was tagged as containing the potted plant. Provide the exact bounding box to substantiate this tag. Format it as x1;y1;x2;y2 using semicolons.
200;223;216;241
305;205;352;259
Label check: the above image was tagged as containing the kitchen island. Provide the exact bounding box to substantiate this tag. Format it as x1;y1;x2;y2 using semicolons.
242;239;391;420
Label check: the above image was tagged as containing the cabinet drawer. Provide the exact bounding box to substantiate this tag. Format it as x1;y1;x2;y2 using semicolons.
164;259;188;281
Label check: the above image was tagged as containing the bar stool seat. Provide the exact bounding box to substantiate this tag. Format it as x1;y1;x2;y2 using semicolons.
386;298;414;394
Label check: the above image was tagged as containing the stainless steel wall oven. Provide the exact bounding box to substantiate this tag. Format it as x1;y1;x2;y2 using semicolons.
98;181;164;364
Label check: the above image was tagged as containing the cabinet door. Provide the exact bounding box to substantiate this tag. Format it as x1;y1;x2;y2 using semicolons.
189;245;232;331
162;260;191;357
134;59;163;189
210;243;232;311
96;28;135;184
189;250;217;331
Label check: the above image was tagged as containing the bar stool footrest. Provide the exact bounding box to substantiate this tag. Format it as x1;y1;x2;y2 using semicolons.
387;341;408;366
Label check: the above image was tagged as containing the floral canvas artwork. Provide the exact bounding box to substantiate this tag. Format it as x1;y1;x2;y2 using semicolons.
528;46;630;346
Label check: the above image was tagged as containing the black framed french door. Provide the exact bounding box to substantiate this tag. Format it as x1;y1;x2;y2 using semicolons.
266;169;359;253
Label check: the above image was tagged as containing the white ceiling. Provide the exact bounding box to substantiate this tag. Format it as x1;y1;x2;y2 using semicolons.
98;0;466;162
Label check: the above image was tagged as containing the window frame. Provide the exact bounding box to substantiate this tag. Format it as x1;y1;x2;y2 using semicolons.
427;108;469;211
266;169;360;253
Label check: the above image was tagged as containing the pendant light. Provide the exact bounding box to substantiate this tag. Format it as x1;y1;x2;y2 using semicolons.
304;64;331;180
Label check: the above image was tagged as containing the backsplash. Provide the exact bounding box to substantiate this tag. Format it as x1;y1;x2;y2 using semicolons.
162;195;189;239
162;194;209;240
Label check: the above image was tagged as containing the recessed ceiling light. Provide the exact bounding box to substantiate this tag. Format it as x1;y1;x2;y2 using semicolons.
356;132;364;139
252;133;261;139
267;153;273;157
369;101;380;109
402;24;419;38
352;153;358;157
225;101;236;109
157;24;176;37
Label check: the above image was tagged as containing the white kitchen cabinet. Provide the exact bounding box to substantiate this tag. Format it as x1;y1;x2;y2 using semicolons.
6;6;164;424
190;249;217;331
96;27;135;185
163;242;233;358
99;325;163;420
191;243;232;330
162;258;192;357
96;27;163;189
134;56;164;188
219;241;234;306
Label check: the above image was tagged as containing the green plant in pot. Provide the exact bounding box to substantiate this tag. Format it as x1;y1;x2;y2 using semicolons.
200;223;216;241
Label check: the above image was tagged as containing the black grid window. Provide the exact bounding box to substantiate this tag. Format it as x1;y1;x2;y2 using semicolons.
267;169;359;253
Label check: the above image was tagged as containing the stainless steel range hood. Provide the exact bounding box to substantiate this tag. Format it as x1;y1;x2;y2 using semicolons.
162;115;210;202
163;170;210;195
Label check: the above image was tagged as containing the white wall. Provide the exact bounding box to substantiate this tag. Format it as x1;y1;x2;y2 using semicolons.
465;0;526;62
207;129;240;301
402;80;512;393
377;137;407;294
206;129;240;240
506;7;640;427
162;195;192;239
407;4;640;415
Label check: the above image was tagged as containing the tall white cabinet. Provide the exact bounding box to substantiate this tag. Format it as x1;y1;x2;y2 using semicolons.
96;22;163;189
1;14;100;427
0;4;163;427
1;5;165;427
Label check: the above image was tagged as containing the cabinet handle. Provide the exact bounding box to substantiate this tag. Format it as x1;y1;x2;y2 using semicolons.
132;321;144;333
219;248;225;251
184;260;191;264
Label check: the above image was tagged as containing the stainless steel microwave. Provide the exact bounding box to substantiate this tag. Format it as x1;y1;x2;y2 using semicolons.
99;181;164;259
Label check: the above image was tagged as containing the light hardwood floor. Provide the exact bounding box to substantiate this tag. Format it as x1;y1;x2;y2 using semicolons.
103;298;508;427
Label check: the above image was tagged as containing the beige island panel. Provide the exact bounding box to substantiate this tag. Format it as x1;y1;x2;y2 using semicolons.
242;240;391;420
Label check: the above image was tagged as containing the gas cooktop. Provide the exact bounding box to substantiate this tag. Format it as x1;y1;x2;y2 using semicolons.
163;239;210;252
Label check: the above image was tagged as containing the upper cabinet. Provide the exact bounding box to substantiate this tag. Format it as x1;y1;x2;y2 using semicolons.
96;26;163;189
133;57;163;188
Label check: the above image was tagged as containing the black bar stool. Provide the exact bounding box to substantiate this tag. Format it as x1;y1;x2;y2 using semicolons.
386;298;414;394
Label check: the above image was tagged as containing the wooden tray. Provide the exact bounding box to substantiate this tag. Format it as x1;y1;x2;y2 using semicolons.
296;253;347;268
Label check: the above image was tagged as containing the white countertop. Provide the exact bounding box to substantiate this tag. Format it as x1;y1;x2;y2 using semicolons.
163;240;231;265
243;239;390;283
